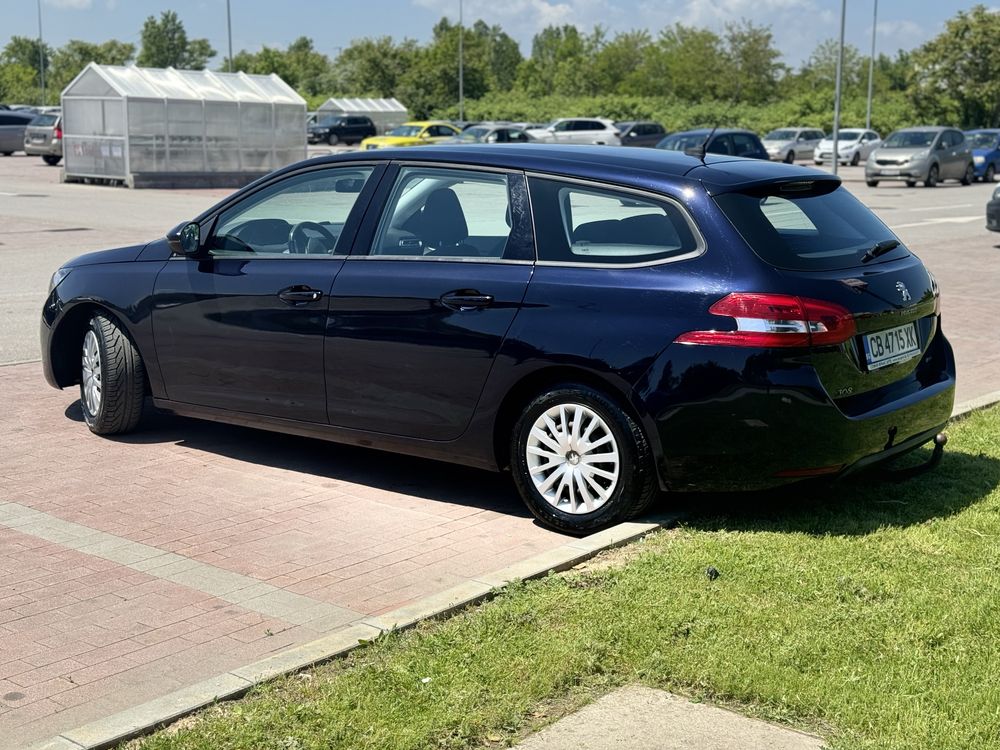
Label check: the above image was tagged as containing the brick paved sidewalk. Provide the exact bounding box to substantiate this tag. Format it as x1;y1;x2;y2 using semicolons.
0;363;566;749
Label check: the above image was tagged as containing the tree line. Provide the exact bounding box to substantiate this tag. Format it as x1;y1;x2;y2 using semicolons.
2;5;999;132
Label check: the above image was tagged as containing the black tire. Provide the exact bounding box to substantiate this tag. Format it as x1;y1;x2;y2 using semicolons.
961;163;974;185
866;179;879;187
42;155;61;166
510;384;658;535
327;133;339;146
80;313;146;435
987;164;996;183
1;151;13;156
784;150;795;164
905;180;917;188
925;164;939;188
850;151;860;166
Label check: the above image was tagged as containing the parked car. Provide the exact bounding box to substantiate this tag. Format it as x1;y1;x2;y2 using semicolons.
40;145;954;534
814;129;882;167
360;121;460;150
24;110;62;165
439;124;533;144
615;121;667;148
655;128;768;159
988;184;1000;232
0;109;35;155
866;127;974;188
525;118;621;145
762;127;825;163
307;115;376;146
965;129;1000;182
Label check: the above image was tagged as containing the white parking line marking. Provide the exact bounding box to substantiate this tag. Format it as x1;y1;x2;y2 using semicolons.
893;216;983;229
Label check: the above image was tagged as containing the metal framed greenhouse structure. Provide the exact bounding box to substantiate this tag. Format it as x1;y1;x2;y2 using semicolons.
61;63;307;188
316;97;408;134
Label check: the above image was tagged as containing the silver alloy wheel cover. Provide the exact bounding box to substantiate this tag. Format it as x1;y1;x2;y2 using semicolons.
81;329;102;415
525;403;620;515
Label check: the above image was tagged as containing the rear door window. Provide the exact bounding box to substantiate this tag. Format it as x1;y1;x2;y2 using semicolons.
528;178;702;265
715;184;908;271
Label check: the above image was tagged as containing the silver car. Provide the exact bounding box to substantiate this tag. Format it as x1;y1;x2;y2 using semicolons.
24;111;62;165
762;127;825;163
525;118;621;146
814;129;882;166
0;109;35;155
865;127;974;188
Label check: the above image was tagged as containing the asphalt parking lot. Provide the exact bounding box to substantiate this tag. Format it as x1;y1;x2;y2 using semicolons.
1;150;998;748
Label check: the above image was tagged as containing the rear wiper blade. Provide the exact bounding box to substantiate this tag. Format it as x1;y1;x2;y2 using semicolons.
861;239;900;264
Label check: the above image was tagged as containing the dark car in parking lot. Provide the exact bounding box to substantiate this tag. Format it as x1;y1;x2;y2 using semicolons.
988;184;1000;232
41;145;955;534
615;121;667;147
307;115;376;145
0;109;35;155
656;128;768;159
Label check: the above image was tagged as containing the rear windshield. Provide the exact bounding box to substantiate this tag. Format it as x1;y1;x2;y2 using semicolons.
714;184;908;271
30;114;58;127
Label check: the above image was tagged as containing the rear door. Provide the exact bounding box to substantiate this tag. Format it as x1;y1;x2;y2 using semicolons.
325;163;535;440
713;182;941;407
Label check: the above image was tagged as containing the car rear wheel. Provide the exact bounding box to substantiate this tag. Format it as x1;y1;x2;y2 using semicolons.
42;155;61;166
327;133;339;146
1;151;12;157
986;164;996;183
784;151;795;164
510;385;658;535
961;163;974;185
925;164;939;188
850;152;860;166
80;313;146;435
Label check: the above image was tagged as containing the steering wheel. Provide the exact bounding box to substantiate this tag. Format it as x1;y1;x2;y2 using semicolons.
288;221;338;254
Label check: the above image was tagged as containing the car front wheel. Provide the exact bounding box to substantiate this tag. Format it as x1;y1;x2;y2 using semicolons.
784;151;795;164
961;163;974;185
80;313;146;435
925;164;939;188
327;133;339;146
510;385;658;535
986;164;996;183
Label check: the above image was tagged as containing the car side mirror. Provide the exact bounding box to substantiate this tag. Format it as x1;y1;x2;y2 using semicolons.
168;221;202;256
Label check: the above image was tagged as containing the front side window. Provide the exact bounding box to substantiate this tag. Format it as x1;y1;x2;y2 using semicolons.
371;167;513;259
210;167;374;258
529;178;701;265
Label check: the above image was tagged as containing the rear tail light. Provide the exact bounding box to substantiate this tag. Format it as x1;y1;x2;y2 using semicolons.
675;293;857;348
53;126;62;140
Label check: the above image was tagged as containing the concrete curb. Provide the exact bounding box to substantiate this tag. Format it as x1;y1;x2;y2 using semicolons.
28;512;680;750
952;389;1000;419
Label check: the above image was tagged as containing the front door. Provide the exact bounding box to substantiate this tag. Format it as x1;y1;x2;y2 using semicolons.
151;163;383;422
325;165;535;440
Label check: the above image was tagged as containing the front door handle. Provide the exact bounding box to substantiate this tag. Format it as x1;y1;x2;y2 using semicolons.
278;285;323;305
440;290;494;311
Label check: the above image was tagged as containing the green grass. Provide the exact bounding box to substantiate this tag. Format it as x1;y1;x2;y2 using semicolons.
130;406;1000;750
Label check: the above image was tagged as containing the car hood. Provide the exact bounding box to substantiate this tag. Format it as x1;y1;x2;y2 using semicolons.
818;138;859;150
762;139;794;148
62;243;148;269
972;147;999;157
363;135;421;147
525;128;553;137
875;146;929;159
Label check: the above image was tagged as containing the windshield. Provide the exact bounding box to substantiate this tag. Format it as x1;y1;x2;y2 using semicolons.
764;129;797;140
29;113;58;127
656;133;708;151
883;131;936;148
715;184;907;271
387;125;423;137
834;130;862;141
968;132;999;149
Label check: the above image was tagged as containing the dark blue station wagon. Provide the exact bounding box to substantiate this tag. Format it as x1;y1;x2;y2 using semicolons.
41;145;956;534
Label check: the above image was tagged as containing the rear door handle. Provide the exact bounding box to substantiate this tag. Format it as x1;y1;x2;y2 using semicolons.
440;290;494;311
278;285;323;305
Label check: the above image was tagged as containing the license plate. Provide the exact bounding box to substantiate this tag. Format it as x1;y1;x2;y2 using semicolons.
862;322;920;370
881;169;899;176
31;136;44;143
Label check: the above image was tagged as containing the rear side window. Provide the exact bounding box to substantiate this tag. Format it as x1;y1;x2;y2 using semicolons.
715;184;908;271
529;178;701;265
732;133;760;157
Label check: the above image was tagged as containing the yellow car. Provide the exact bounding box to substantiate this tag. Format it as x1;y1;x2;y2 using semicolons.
360;121;460;150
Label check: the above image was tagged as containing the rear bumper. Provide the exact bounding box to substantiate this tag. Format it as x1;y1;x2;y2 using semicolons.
24;142;61;157
636;334;956;493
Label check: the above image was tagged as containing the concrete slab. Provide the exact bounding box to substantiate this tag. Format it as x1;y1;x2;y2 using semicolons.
513;685;826;750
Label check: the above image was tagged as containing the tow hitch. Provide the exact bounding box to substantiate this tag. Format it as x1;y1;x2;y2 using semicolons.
880;432;948;482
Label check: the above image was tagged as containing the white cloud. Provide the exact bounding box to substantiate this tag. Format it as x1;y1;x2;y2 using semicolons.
44;0;93;8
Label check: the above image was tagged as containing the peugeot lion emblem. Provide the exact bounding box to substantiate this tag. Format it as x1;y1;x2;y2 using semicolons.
895;281;911;302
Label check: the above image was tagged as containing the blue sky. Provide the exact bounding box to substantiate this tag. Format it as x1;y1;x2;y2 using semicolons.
3;0;991;68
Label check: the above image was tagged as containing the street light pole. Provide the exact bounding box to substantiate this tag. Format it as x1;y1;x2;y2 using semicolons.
866;0;878;130
36;0;45;105
458;0;464;121
831;0;847;176
226;0;234;72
